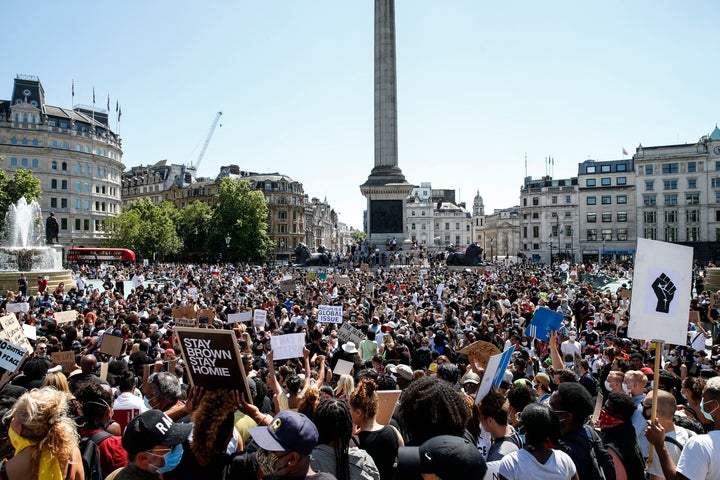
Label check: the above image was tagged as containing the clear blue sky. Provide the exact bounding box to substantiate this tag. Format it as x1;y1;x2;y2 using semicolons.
5;1;719;230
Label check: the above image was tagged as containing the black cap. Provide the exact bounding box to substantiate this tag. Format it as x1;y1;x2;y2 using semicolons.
121;409;192;454
398;435;487;480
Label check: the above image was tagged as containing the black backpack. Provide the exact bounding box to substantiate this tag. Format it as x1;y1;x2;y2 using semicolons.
79;430;113;480
565;425;616;480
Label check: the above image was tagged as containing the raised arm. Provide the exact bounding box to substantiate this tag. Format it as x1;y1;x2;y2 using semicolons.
549;331;564;371
302;347;312;392
315;354;326;388
266;350;282;395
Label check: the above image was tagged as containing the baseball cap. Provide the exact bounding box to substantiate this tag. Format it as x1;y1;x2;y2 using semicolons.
397;435;487;480
249;410;318;456
122;410;192;455
534;372;551;385
462;372;481;385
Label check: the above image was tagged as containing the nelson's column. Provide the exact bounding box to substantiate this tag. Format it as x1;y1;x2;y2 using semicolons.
360;0;414;247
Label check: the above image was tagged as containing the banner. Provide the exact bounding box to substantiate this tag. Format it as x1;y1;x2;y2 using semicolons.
0;339;27;372
53;310;79;324
0;314;32;353
525;307;564;342
317;305;343;324
227;312;253;324
458;340;501;369
175;328;250;399
270;333;306;360
628;238;693;345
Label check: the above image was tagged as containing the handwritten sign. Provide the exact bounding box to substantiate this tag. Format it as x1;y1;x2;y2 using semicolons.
333;358;354;376
335;275;351;286
0;314;32;353
338;322;364;346
52;351;76;373
175;318;198;328
270;333;306;361
458;340;501;369
279;279;295;293
6;303;29;313
0;339;27;372
196;308;216;320
53;310;79;324
227;312;253;324
317;305;343;324
253;309;267;329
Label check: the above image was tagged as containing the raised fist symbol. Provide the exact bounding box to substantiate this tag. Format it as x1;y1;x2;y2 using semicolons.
652;273;676;313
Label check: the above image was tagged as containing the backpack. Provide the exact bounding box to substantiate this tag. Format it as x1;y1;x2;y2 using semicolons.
565;425;616;480
79;430;113;480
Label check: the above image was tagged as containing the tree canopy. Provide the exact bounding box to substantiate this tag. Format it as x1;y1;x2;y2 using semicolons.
0;158;42;221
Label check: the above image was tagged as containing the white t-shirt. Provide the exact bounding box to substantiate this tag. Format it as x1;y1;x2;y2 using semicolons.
561;339;582;359
676;430;720;480
646;426;693;478
497;448;576;480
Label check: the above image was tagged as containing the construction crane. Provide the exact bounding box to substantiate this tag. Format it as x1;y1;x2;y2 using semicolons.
191;111;223;170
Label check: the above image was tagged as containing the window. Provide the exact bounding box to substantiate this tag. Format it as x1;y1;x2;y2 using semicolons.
60;218;67;230
75;199;81;209
587;196;596;205
50;179;57;189
643;211;657;223
61;162;67;171
617;211;627;222
31;158;38;169
616;195;627;204
602;212;612;222
716;191;720;204
601;178;611;186
75;181;81;192
586;166;596;173
688;161;697;173
711;178;720;188
84;183;90;193
645;181;654;191
601;196;611;204
687;210;699;223
586;179;596;187
565;211;571;217
21;158;28;168
523;226;527;238
664;194;678;206
587;229;597;241
601;165;611;173
84;200;90;211
532;197;539;206
663;180;678;190
664;227;678;242
688;179;697;189
77;164;82;174
686;193;700;205
84;219;90;231
10;157;17;167
51;161;58;170
686;227;699;242
565;196;571;204
61;180;67;190
61;198;67;209
617;177;627;185
617;163;627;172
50;198;57;208
662;163;679;174
587;212;597;223
644;227;657;240
411;223;416;230
532;212;539;219
445;223;449;230
601;229;612;241
617;229;628;241
74;219;81;231
665;210;678;223
533;226;539;238
551;196;557;204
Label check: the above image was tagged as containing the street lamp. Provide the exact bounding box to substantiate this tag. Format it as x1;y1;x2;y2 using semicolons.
490;238;494;262
225;234;231;262
549;237;553;265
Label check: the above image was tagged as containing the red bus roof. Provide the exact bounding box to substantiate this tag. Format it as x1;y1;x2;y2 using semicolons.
66;248;136;262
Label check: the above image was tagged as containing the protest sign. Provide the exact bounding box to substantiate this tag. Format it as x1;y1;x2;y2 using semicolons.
335;275;351;286
333;359;354;376
6;303;29;313
227;312;253;324
376;390;401;425
172;305;196;320
458;340;501;369
619;289;632;300
338;322;364;346
0;339;27;372
99;334;124;357
52;351;76;373
187;287;198;299
0;314;32;353
99;362;109;381
475;346;515;404
279;279;295;293
270;333;306;361
196;308;216;320
306;271;317;281
174;327;251;399
629;238;693;345
23;324;36;341
317;305;343;324
525;307;564;342
53;310;78;324
175;318;198;328
253;309;267;329
318;272;327;281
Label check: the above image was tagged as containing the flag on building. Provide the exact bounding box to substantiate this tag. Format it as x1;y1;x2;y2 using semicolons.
71;80;75;99
107;95;110;111
115;100;118;112
118;105;122;121
623;147;628;156
92;87;96;104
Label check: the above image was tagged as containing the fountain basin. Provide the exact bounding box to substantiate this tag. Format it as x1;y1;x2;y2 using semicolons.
0;269;75;296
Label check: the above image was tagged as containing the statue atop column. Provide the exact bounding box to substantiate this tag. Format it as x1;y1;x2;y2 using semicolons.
45;212;59;244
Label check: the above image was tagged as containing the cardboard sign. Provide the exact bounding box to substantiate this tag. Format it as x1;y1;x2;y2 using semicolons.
196;308;216;320
172;305;196;320
99;334;124;357
619;289;632;300
458;340;501;369
254;309;267;329
317;305;343;324
629;239;693;345
0;314;32;353
376;390;401;425
6;303;29;313
99;362;109;381
333;358;354;376
52;351;76;373
279;279;295;293
335;275;352;286
338;322;364;346
53;310;79;324
175;318;198;328
228;312;253;324
270;333;306;361
0;339;27;372
174;327;250;399
710;293;720;308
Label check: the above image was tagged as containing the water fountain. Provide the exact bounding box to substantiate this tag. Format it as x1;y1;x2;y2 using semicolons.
0;197;73;294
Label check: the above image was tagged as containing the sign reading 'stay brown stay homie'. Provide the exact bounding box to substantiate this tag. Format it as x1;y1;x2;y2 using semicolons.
174;327;251;400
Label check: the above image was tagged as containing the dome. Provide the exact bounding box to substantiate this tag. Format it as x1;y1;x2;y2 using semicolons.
474;189;484;205
710;124;720;141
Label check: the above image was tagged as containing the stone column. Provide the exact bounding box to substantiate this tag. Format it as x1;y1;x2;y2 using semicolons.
375;0;398;169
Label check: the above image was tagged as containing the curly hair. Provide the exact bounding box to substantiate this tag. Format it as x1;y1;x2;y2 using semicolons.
4;387;79;479
314;399;354;480
191;390;237;465
478;390;508;426
74;381;114;428
349;378;378;421
398;376;469;445
298;387;321;420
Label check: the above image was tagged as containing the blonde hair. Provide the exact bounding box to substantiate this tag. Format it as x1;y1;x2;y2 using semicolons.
6;387;79;478
334;375;355;397
41;372;71;394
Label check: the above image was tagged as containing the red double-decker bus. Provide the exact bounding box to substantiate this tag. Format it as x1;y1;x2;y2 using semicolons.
66;248;136;262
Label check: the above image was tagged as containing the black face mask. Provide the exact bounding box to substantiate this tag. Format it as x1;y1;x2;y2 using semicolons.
641;404;652;420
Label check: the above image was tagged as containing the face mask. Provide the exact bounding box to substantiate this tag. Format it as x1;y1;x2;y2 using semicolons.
596;409;624;430
8;426;22;450
149;444;184;474
580;341;586;347
488;327;494;333
565;361;573;368
667;355;676;362
521;342;528;346
694;357;702;363
700;398;718;421
701;364;711;370
143;396;154;410
622;383;631;394
569;335;577;341
257;448;284;477
604;380;612;391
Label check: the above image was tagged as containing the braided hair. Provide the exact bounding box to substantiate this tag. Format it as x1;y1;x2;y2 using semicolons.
314;399;354;480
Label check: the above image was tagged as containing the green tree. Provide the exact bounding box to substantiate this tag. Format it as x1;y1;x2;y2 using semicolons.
103;199;180;258
176;200;213;254
0;161;42;220
350;230;367;244
209;178;273;262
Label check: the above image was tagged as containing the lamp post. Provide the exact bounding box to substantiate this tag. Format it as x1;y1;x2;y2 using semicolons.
549;237;553;265
225;234;231;262
490;238;494;262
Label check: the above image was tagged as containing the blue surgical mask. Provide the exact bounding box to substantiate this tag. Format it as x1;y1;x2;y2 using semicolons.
667;355;676;362
701;364;711;370
700;398;718;422
565;361;573;368
150;444;184;474
143;396;154;410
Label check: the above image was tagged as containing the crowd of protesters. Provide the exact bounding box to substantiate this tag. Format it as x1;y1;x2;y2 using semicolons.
0;254;719;480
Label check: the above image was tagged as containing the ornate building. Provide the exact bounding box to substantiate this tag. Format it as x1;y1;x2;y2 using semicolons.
406;182;472;250
122;161;196;207
0;75;123;246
